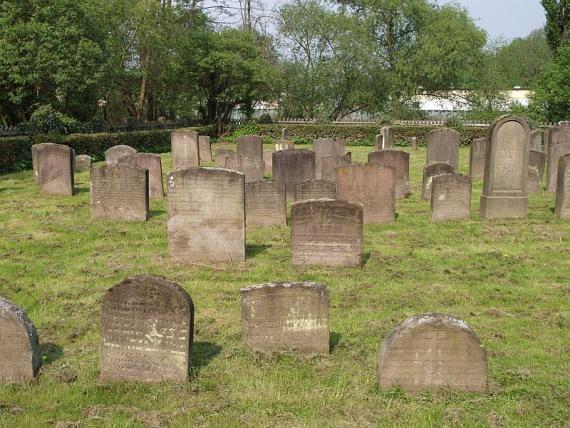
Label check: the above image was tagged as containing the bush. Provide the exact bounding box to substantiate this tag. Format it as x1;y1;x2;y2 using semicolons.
16;105;81;135
256;113;273;124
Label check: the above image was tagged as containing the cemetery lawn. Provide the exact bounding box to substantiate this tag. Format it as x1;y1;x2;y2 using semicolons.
1;145;569;427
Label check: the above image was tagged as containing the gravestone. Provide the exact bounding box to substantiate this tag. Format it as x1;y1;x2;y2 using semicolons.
281;128;289;140
291;199;363;267
422;163;455;201
426;128;460;169
263;150;273;175
546;126;570;192
240;282;329;354
167;168;245;264
225;154;264;183
105;145;137;164
336;164;396;224
431;173;472;222
375;127;394;150
119;153;164;198
74;154;92;172
237;135;263;161
198;135;212;162
245;180;287;227
411;137;418;151
275;140;294;151
32;143;74;195
528;150;546;194
469;138;486;179
530;130;543;152
171;130;200;170
321;153;351;182
378;314;487;392
314;138;345;179
91;164;149;221
480;116;530;219
215;148;234;167
100;275;193;383
368;150;410;198
294;179;336;201
32;144;39;183
0;299;40;383
272;149;316;199
555;154;570;219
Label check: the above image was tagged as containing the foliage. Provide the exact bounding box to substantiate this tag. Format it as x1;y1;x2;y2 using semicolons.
541;0;570;53
15;105;80;135
256;113;273;124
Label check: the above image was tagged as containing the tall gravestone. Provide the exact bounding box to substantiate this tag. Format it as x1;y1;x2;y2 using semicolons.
528;150;546;194
245;180;287;227
336;164;395;224
314;138;345;179
530;130;543;152
171;130;200;170
426;128;460;169
119;153;164;198
105;145;137;164
240;282;329;354
225;154;264;183
294;179;336;201
480;116;530;219
237;135;263;161
368;150;410;198
378;314;487;392
291;199;363;267
555;154;570;219
431;173;472;222
273;149;316;199
0;299;40;383
321;153;351;182
32;143;74;195
546;125;570;192
263;150;274;175
469;138;486;179
375;127;394;150
422;162;455;201
167;168;245;264
100;275;194;383
198;135;212;162
215;148;234;167
91;164;149;221
74;155;92;172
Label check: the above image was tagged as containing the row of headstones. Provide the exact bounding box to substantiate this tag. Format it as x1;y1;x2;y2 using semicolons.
0;277;486;393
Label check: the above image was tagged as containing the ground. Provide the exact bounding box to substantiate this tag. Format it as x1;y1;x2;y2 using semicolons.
0;145;569;427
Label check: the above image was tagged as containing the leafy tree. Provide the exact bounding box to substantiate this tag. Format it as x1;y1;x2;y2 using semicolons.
541;0;570;52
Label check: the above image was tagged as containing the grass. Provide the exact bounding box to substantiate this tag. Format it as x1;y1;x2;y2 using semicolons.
0;145;569;427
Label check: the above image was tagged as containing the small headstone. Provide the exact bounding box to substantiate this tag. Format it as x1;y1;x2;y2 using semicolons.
375;127;394;150
528;150;546;194
422;162;455;201
198;135;212;162
281;128;289;140
294;179;336;201
558;121;570;127
263;150;273;175
555;154;570;219
314;138;345;179
411;137;418;151
469;138;486;179
545;126;570;192
119;153;164;198
74;155;92;172
236;135;263;161
0;299;40;383
275;140;294;151
368;150;410;198
105;145;137;165
245;180;286;227
272;149;316;199
426;128;460;169
215;148;234;167
530;130;543;152
225;154;265;183
240;282;329;354
430;173;472;222
321;153;351;182
100;275;194;383
32;143;74;195
171;130;200;170
291;199;363;266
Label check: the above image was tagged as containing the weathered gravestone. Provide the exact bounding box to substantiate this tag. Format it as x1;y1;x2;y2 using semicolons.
336;164;395;224
167;168;245;264
91;164;149;221
314;138;345;179
32;143;74;195
74;154;92;172
105;145;137;165
198;135;212;162
0;299;40;383
431;173;472;222
245;180;287;227
528;150;546;194
411;137;418;151
171;130;200;170
321;153;351;182
555;154;570;219
469;138;486;179
119;153;164;198
263;150;273;175
275;140;294;151
368;150;410;198
281;128;289;140
422;163;455;201
225;154;264;183
294;179;336;201
237;135;263;161
546;125;570;192
100;275;194;383
480;116;530;219
426;128;460;169
240;282;329;354
530;130;543;152
378;314;487;392
273;149;316;199
375;127;394;150
215;148;234;167
291;199;363;267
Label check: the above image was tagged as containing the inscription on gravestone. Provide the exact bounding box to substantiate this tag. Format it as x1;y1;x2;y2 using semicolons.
426;128;460;169
294;179;336;201
431;173;472;222
105;145;137;165
555;154;570;219
171;130;200;170
245;180;287;227
198;135;212;162
273;149;316;199
119;153;164;198
237;135;263;161
321;153;351;182
32;143;75;195
368;150;410;198
469;138;486;179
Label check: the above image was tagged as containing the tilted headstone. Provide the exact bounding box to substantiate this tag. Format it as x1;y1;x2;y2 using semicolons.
469;138;486;179
480;116;530;219
240;282;329;354
321;153;351;182
167;168;245;264
215;148;234;167
275;140;294;151
0;299;40;383
171;130;200;170
198;135;212;162
119;153;164;199
426;128;460;169
32;143;74;195
375;127;394;150
314;138;345;179
225;154;264;183
422;162;455;201
555;154;570;219
74;154;92;172
105;145;137;165
336;164;395;224
530;130;543;152
272;149;316;199
378;314;487;392
291;199;363;267
237;135;263;161
545;126;570;192
430;173;472;222
368;150;410;198
245;180;286;227
528;150;546;194
91;164;149;221
100;275;194;383
263;150;273;175
294;179;336;201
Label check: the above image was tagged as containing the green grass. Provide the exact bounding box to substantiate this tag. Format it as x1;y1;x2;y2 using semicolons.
0;146;569;427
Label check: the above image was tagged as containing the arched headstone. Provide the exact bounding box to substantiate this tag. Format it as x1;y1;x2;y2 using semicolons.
469;138;486;179
555;154;570;219
426;128;460;169
171;130;199;170
74;154;92;172
245;180;286;227
422;162;455;201
105;145;137;165
294;179;336;201
119;153;164;199
272;149;316;199
237;135;263;161
32;143;74;195
431;173;471;222
368;150;410;198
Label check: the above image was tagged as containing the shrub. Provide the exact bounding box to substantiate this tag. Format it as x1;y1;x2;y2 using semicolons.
256;113;273;124
16;105;81;135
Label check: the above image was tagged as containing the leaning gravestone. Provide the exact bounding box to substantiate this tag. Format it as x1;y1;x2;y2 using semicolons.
528;150;546;194
105;145;137;165
336;164;395;224
426;128;460;169
480;116;530;219
368;150;410;198
555;154;570;219
378;314;487;392
375;127;394;150
171;130;200;170
198;135;212;162
74;154;92;172
294;179;336;201
321;153;351;182
32;143;74;195
530;130;543;152
273;149;316;199
91;164;149;221
240;282;329;354
167;168;245;264
422;163;455;201
119;153;164;199
291;199;363;267
469;138;486;179
237;135;263;161
245;180;287;227
225;154;264;183
0;299;40;383
215;148;234;167
546;125;570;192
314;138;345;179
100;275;194;383
431;173;472;222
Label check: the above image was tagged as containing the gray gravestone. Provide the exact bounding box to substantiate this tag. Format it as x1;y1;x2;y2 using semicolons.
281;128;289;140
171;130;200;170
74;154;92;172
275;140;294;151
469;138;486;179
294;179;336;201
225;154;265;183
237;135;263;161
368;150;410;198
411;137;418;151
314;138;345;179
198;135;212;162
105;145;137;165
555;154;570;219
422;162;455;201
546;126;570;192
528;150;546;194
378;314;487;392
272;149;316;199
530;130;543;152
215;148;234;167
100;275;193;383
375;127;394;150
321;153;351;182
119;153;164;199
426;128;460;169
263;150;274;175
32;143;74;195
431;173;472;222
245;180;287;227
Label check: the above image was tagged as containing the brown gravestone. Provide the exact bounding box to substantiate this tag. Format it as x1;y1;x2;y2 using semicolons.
321;153;352;182
263;150;273;175
91;164;149;221
469;138;486;179
171;130;200;170
237;135;263;161
119;153;164;199
431;173;472;222
294;179;336;201
530;130;543;152
314;138;345;179
545;126;570;192
240;282;329;354
32;143;74;195
368;150;410;198
555;154;570;219
0;299;40;383
375;127;394;150
225;154;264;183
273;149;316;199
215;148;234;167
378;314;487;392
167;168;245;264
426;128;460;169
198;136;212;162
105;145;137;165
245;180;286;227
528;150;546;194
74;154;92;172
291;199;363;267
275;140;294;151
480;116;530;219
422;162;455;201
100;275;193;383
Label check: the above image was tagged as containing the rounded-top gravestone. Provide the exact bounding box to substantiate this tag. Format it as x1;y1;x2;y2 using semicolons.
105;145;137;165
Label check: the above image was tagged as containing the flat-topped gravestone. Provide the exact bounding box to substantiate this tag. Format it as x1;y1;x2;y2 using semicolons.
198;135;212;162
275;140;294;151
426;128;460;169
105;145;137;165
91;164;149;221
431;173;471;222
314;138;345;179
294;179;336;201
528;150;546;194
167;168;245;264
336;164;395;224
100;275;193;383
546;126;570;192
263;150;273;175
171;130;200;170
273;149;316;199
119;153;164;198
225;154;264;183
469;138;486;179
375;126;394;150
237;135;263;161
555;154;570;219
422;162;455;201
378;314;487;392
32;143;74;195
481;116;530;219
321;153;351;182
530;130;543;152
368;150;410;198
240;282;329;354
215;148;234;167
245;180;286;227
74;154;92;172
291;199;363;267
0;299;40;383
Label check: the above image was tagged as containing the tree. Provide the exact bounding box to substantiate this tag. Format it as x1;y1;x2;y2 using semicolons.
541;0;570;52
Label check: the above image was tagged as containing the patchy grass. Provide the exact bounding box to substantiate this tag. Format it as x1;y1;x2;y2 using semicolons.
0;146;569;427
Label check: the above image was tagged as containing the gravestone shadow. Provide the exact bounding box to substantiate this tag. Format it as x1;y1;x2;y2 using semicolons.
40;342;64;365
329;332;341;353
190;341;222;379
149;209;166;219
246;244;271;258
362;252;371;266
